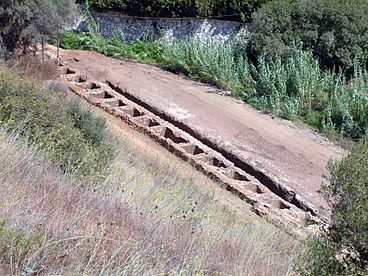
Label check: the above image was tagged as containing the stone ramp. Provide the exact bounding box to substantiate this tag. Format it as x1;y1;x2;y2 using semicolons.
53;47;345;231
61;68;314;232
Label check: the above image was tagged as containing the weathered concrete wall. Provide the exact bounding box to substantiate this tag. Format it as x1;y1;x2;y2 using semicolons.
76;12;251;43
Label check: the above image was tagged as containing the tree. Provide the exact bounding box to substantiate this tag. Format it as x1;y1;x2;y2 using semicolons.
251;0;368;71
79;0;271;21
0;0;79;57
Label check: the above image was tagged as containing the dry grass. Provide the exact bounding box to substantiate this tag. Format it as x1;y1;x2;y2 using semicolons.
0;53;299;275
6;55;59;80
0;127;298;275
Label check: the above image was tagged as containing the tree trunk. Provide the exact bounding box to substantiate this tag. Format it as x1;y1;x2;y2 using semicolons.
41;37;45;63
57;36;60;65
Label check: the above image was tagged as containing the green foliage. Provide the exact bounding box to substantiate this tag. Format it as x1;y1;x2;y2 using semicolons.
0;220;45;268
60;30;162;63
0;67;114;181
253;50;368;139
68;100;107;146
160;36;255;93
326;139;368;267
80;0;270;21
297;139;368;275
296;236;345;275
251;0;368;70
325;67;368;139
0;0;79;55
251;48;332;122
60;11;163;63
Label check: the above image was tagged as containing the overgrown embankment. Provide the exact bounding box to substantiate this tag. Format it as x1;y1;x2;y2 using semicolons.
0;60;114;182
0;62;297;274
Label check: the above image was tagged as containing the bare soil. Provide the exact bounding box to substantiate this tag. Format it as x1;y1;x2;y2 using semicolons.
47;46;345;227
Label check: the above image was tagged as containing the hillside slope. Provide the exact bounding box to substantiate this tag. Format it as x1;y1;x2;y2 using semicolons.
54;46;345;220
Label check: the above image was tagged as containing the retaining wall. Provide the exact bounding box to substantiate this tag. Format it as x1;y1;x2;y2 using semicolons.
76;12;251;43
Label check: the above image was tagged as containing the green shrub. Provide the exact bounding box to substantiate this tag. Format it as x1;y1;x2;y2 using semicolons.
0;67;114;181
80;0;270;21
297;138;368;275
326;139;368;267
60;31;162;64
251;0;368;70
68;100;107;146
160;36;255;93
296;236;344;275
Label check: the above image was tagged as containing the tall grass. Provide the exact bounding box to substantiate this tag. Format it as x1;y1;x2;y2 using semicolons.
254;54;368;138
160;37;255;93
0;127;297;274
253;50;333;122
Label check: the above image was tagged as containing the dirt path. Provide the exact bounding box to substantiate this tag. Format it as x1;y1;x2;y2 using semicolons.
49;46;345;227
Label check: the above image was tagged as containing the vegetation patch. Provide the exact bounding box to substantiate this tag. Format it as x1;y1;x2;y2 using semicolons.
78;0;271;21
0;0;78;57
0;67;114;181
1;0;367;274
60;30;162;64
0;119;296;275
297;138;368;275
251;0;368;71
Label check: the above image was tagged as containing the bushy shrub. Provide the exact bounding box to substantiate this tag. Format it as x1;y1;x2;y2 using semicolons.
0;67;114;181
60;30;162;63
251;0;368;70
325;139;368;266
81;0;270;21
297;236;344;275
298;138;368;275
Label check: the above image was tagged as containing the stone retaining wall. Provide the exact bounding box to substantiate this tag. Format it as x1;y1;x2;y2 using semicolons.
76;12;251;43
